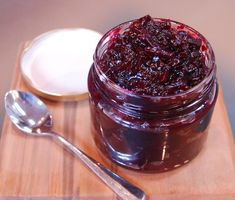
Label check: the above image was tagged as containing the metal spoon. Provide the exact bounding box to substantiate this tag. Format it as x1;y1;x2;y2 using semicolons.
4;90;146;200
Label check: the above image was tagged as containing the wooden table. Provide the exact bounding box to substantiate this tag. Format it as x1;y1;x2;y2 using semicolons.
0;46;235;200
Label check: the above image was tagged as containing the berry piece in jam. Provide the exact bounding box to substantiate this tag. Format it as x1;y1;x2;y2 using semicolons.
99;15;209;96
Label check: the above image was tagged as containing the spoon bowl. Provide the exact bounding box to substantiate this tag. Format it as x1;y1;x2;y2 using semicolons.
5;90;52;135
4;90;146;200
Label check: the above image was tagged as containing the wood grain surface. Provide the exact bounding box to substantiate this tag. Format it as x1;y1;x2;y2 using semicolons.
0;45;235;200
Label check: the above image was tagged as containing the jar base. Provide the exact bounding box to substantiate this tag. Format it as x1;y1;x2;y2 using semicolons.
92;126;208;173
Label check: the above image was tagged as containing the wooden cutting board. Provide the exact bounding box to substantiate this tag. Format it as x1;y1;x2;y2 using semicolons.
0;45;235;200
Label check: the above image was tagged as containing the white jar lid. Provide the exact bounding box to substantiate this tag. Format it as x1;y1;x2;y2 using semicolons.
20;28;102;101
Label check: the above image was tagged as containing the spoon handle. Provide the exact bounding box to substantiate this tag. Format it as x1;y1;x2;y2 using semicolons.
51;133;146;200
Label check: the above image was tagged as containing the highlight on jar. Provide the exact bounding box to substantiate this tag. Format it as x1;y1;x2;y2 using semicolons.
87;15;218;173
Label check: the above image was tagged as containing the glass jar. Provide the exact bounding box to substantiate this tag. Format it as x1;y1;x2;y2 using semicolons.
88;18;218;172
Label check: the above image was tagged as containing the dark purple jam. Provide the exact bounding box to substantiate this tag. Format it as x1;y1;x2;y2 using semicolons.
99;15;209;96
88;16;218;172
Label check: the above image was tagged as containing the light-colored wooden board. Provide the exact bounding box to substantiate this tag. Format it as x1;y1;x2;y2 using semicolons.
0;45;235;200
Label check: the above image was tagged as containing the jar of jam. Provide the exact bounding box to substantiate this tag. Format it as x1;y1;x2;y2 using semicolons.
88;16;218;172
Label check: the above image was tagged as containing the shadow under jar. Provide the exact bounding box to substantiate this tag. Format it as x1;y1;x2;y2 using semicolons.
88;17;218;172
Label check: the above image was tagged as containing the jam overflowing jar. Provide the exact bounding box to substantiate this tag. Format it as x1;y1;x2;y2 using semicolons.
88;16;218;172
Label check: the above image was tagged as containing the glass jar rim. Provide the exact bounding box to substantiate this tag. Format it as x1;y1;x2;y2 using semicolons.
94;17;216;100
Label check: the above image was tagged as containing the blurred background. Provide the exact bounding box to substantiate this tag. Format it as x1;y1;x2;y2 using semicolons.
0;0;234;136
